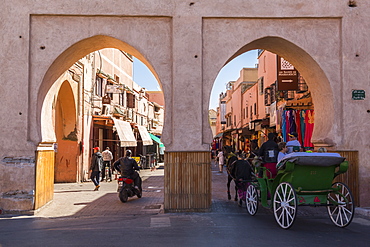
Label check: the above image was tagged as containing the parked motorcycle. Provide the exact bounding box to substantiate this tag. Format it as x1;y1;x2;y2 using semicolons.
117;176;142;203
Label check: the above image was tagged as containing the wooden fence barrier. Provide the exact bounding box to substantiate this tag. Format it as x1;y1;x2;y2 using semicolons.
164;151;211;212
332;150;359;206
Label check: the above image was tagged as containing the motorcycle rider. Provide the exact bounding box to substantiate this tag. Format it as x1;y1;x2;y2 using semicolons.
113;150;142;191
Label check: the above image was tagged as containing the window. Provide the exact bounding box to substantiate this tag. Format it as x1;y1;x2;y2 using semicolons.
254;103;257;115
265;87;271;106
119;93;125;106
95;76;104;97
258;77;264;95
107;80;113;100
126;93;135;108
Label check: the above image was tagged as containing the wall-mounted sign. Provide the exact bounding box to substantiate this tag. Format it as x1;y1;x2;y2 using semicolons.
106;84;124;94
102;95;111;104
352;90;365;100
276;55;298;91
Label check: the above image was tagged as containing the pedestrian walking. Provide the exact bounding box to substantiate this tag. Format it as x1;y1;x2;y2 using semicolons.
101;147;113;181
217;149;225;173
90;147;103;191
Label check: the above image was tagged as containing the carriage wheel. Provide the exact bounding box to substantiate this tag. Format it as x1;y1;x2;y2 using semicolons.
246;184;258;215
327;182;354;227
273;182;297;229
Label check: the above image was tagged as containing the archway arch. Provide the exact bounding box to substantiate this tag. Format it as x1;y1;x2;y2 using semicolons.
206;36;338;148
34;35;167;209
54;80;78;182
38;35;162;143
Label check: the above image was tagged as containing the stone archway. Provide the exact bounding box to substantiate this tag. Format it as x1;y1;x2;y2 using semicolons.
3;5;370;213
31;31;171;209
54;80;78;183
203;18;343;150
228;36;335;148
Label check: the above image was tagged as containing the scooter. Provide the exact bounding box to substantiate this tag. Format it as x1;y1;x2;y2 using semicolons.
117;176;142;203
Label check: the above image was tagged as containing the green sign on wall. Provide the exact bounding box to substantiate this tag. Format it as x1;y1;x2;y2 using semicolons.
352;90;365;100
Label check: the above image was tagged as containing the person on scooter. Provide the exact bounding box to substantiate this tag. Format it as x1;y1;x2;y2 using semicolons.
113;150;142;190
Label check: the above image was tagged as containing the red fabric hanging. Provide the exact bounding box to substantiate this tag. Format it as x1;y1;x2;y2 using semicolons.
304;110;314;147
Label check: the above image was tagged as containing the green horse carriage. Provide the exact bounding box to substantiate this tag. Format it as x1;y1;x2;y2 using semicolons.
246;152;355;229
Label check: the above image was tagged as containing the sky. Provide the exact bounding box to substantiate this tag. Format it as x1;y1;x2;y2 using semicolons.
133;49;259;110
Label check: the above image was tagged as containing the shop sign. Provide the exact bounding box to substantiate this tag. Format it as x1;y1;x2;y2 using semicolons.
276;55;298;91
106;84;124;94
352;90;365;100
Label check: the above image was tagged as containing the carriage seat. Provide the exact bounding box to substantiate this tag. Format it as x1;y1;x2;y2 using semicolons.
277;152;345;169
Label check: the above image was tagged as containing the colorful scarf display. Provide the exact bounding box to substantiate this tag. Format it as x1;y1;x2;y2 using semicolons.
280;109;314;148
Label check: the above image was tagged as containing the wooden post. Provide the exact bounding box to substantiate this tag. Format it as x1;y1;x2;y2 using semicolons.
164;151;211;212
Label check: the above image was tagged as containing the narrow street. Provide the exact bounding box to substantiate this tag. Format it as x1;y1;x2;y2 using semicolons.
1;162;370;247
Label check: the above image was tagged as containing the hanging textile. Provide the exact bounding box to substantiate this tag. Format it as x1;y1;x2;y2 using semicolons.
285;111;290;142
289;110;297;134
304;110;314;148
295;110;302;145
300;110;306;146
281;110;287;142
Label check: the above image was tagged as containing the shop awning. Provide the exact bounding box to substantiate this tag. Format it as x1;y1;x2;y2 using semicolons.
214;132;223;138
149;133;164;148
137;126;153;146
112;118;137;147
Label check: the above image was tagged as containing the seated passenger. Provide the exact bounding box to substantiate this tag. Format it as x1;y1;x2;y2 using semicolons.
286;132;302;154
277;142;288;163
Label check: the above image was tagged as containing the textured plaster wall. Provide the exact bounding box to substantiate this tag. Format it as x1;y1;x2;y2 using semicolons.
1;0;370;210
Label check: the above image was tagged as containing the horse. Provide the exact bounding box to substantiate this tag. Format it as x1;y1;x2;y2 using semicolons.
226;153;238;201
226;151;257;203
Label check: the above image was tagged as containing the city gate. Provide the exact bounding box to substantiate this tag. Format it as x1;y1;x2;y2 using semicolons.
0;1;369;213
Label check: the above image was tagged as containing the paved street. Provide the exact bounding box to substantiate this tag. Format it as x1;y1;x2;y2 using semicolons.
1;162;370;247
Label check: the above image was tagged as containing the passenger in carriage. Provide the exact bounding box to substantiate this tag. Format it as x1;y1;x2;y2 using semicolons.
277;142;288;163
286;132;302;154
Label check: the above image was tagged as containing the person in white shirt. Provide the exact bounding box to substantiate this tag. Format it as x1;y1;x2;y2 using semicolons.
286;132;302;154
101;147;114;181
217;150;225;173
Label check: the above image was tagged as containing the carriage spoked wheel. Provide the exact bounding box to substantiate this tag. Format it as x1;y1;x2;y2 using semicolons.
246;184;258;215
327;182;354;227
273;182;297;229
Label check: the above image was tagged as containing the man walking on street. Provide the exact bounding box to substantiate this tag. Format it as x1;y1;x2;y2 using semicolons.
90;147;103;191
101;147;113;181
